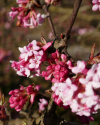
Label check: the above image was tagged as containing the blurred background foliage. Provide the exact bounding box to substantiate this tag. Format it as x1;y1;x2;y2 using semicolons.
0;0;100;124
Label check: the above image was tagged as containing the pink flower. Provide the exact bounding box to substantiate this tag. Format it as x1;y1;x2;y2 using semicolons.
9;1;46;28
9;84;40;111
72;61;88;75
52;78;77;108
9;11;19;19
10;40;52;78
16;0;29;4
51;61;100;123
92;0;100;11
42;50;73;83
36;13;46;26
38;99;48;111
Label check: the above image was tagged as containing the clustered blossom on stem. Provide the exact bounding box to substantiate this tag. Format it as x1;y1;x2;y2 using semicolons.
38;99;48;111
9;84;40;111
42;50;73;83
92;0;100;11
9;0;46;28
10;40;52;77
52;60;100;124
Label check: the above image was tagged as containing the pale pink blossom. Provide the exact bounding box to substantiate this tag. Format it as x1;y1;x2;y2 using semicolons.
72;61;88;75
52;61;100;122
92;0;100;11
38;99;48;111
10;40;52;78
52;78;77;108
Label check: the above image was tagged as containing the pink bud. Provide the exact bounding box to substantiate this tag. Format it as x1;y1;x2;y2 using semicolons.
61;54;67;62
30;94;35;104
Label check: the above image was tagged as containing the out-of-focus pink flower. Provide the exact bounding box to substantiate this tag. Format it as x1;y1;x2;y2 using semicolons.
9;84;40;111
16;0;29;4
48;32;53;40
92;0;100;11
78;28;94;35
10;40;52;78
78;28;87;35
4;22;11;29
38;99;48;111
36;13;46;26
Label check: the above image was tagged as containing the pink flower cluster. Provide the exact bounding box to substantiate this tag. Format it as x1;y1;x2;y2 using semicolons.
9;84;40;111
52;61;100;123
92;0;100;11
38;99;48;111
9;0;46;28
10;40;52;77
42;50;73;83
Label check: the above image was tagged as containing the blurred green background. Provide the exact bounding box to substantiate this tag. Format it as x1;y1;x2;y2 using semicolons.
0;0;100;124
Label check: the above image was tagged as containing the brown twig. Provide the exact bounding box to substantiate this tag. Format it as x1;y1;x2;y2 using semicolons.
43;5;57;39
65;0;82;41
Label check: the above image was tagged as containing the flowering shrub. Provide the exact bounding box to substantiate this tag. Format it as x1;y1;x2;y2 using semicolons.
1;0;100;125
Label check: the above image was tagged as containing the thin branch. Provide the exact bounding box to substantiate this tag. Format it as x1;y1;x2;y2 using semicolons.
43;5;57;39
66;0;82;41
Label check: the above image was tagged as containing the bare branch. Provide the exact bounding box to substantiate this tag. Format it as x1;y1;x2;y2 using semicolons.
43;5;57;39
66;0;82;41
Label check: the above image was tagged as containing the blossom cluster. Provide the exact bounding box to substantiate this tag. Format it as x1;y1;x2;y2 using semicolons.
9;0;46;28
52;60;100;123
42;50;73;83
9;84;40;111
92;0;100;11
10;40;52;77
10;37;100;123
